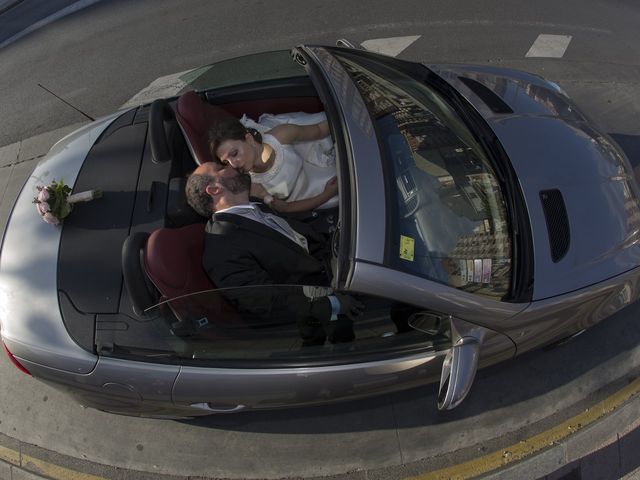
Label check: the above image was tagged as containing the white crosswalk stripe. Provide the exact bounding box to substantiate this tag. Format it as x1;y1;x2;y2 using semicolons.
525;34;572;58
360;35;421;57
120;70;192;110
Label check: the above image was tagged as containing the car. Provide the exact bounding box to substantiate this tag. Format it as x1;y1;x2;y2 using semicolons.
2;40;640;418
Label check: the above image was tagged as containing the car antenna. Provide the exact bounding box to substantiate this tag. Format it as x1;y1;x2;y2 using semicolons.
37;83;95;121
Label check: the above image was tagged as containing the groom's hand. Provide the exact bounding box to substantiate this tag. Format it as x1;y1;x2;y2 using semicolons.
335;293;365;321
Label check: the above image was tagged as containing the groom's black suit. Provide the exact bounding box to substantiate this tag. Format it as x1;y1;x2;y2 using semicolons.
203;210;347;344
204;212;329;288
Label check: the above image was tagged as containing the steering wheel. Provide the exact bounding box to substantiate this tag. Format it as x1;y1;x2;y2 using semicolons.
149;99;175;164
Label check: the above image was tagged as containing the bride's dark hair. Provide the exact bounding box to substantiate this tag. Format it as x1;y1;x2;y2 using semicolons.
208;118;262;164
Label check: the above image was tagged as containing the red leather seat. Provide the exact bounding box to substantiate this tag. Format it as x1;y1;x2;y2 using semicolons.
143;223;240;329
144;223;212;297
175;91;233;165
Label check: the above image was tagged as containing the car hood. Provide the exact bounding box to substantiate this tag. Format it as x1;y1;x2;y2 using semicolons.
430;64;640;300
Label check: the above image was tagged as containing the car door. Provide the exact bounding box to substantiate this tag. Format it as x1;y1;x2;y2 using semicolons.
151;286;463;412
290;45;526;408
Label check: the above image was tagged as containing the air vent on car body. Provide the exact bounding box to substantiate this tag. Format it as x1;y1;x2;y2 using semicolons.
539;189;570;262
457;77;514;114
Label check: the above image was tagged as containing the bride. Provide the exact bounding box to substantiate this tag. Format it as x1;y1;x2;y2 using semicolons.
208;112;338;213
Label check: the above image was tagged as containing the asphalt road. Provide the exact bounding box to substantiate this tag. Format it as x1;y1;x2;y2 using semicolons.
1;1;640;479
0;0;639;147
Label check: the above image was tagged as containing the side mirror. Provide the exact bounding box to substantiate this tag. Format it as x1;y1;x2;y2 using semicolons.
437;336;481;410
408;313;486;410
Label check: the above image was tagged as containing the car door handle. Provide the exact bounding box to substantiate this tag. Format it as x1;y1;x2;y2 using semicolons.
189;402;246;413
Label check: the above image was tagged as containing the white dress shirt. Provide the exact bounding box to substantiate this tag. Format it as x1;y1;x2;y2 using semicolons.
216;203;308;252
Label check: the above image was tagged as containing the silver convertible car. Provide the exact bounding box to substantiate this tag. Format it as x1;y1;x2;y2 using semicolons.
2;42;640;417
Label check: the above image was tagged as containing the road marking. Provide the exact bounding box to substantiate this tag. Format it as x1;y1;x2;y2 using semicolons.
21;453;108;480
120;69;192;109
361;35;421;57
0;444;20;464
407;376;640;480
0;443;108;480
525;34;572;58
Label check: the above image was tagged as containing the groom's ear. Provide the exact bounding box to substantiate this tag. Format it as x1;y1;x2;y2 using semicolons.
205;183;221;196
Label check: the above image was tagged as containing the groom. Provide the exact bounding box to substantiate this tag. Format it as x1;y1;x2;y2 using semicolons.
185;162;362;344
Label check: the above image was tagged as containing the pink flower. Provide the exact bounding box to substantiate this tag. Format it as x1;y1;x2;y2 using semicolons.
42;212;59;225
37;201;50;215
38;189;49;202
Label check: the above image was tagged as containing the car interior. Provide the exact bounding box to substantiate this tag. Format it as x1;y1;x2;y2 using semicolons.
54;66;452;366
124;79;329;324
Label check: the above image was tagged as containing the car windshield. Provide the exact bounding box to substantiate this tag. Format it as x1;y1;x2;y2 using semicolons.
179;50;308;93
332;50;512;300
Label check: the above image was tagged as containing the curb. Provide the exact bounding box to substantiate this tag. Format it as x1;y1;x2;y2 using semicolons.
0;0;102;49
480;380;640;480
0;0;23;16
0;122;87;169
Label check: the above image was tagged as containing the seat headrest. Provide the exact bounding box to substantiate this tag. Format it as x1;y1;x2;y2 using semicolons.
177;91;207;134
176;91;234;165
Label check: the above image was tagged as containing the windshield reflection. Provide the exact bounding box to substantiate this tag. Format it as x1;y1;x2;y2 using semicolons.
138;286;453;363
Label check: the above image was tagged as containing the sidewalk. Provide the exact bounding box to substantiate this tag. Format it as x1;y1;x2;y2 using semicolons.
0;381;638;480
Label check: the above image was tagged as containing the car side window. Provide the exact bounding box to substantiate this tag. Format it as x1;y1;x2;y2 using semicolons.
143;286;452;363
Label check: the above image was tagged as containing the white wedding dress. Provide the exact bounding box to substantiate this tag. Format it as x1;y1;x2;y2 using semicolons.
240;112;338;209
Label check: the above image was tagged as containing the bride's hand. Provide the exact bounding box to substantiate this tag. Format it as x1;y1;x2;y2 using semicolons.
250;182;269;199
323;177;338;197
270;197;285;212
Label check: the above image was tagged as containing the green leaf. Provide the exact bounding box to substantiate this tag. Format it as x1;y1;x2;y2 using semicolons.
59;201;72;218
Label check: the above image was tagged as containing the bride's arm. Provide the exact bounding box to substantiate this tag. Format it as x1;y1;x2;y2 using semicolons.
268;121;329;144
251;180;333;213
269;177;338;213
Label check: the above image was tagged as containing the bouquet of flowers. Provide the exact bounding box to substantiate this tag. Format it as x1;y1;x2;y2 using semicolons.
33;179;102;225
